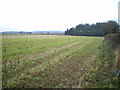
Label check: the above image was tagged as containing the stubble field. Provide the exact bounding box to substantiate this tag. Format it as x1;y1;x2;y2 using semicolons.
2;35;117;88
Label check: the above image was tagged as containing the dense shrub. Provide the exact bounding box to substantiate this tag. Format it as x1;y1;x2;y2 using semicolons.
104;33;120;50
104;33;120;88
104;33;120;71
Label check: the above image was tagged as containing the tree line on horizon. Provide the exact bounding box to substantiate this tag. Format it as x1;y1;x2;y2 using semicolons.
65;20;120;36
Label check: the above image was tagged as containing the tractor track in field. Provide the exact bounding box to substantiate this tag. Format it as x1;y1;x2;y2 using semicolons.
5;41;84;82
27;41;83;60
28;52;97;88
6;41;84;65
26;40;98;88
7;40;96;88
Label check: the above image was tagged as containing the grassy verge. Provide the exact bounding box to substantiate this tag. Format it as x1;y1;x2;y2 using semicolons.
85;40;118;88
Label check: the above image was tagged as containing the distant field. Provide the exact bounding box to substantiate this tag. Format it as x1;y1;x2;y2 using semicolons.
2;35;117;88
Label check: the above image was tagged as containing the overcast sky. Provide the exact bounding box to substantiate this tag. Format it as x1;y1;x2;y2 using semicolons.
0;0;119;32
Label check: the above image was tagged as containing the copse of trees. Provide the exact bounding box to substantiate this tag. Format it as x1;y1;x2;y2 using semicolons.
65;20;119;36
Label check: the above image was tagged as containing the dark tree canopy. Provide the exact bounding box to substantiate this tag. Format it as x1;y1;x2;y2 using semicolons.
65;20;119;36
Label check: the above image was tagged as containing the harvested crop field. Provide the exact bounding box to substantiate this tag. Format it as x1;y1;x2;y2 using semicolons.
2;35;117;88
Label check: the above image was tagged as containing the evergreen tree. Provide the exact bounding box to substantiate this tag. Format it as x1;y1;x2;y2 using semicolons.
65;21;119;36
